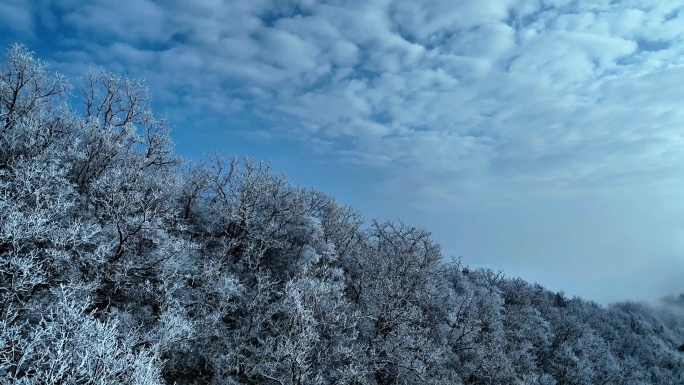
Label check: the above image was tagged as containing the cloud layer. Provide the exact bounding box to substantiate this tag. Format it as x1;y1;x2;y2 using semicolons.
3;0;684;303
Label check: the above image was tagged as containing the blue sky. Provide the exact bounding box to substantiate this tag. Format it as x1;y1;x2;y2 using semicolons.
3;0;684;304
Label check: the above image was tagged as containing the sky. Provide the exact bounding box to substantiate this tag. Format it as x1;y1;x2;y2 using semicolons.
2;0;684;304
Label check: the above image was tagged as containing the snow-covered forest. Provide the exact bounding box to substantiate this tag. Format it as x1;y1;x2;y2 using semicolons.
2;43;684;384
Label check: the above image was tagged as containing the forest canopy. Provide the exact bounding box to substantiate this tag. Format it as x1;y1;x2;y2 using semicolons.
2;44;684;385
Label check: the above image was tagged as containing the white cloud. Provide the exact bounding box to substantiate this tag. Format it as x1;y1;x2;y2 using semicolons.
61;0;168;43
6;0;684;302
389;0;516;43
27;0;683;191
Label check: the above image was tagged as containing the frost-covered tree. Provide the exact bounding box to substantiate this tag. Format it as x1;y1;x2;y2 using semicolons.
441;267;513;384
4;43;684;385
0;44;72;168
347;221;449;384
0;286;163;384
0;45;175;383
